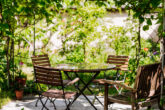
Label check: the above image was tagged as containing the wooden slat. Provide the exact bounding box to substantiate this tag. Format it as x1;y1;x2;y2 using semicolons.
116;65;128;68
107;61;128;65
31;54;50;67
36;73;61;79
36;77;61;83
35;70;59;75
108;96;132;105
36;80;62;86
35;69;60;75
111;68;128;71
34;61;50;65
34;63;50;66
32;57;49;61
107;58;129;62
32;55;48;58
108;55;129;58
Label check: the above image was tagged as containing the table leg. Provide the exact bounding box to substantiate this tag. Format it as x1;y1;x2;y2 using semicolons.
68;71;100;110
74;72;104;106
64;71;100;110
64;73;92;109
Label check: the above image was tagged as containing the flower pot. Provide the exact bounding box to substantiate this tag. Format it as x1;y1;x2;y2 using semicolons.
15;90;23;100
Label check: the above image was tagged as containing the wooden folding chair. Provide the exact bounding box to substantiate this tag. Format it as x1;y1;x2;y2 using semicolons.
34;65;79;110
31;55;73;107
94;63;164;110
92;55;129;105
106;55;129;94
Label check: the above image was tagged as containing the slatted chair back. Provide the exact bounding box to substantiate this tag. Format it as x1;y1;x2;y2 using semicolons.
107;55;129;71
31;55;51;67
34;66;63;86
134;63;162;99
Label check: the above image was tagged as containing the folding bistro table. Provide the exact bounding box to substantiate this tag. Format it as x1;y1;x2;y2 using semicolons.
54;63;115;110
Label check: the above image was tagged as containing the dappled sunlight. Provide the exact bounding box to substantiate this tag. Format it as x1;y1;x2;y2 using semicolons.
1;96;132;110
0;0;164;110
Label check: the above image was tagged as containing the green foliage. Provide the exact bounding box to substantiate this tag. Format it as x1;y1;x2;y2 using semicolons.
0;51;7;90
65;45;84;63
114;0;163;34
107;26;132;55
56;2;106;62
0;0;63;107
24;80;38;95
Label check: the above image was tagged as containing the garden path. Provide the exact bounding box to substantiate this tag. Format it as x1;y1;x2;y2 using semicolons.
1;95;159;110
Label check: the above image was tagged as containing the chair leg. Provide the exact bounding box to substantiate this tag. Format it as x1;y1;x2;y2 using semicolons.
48;97;56;110
35;97;39;107
92;83;102;104
132;104;139;110
35;94;41;107
147;106;151;109
52;99;57;110
92;95;96;105
41;97;49;110
104;84;108;110
64;98;70;110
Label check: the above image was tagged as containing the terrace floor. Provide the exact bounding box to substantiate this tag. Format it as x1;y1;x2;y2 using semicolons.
1;95;159;110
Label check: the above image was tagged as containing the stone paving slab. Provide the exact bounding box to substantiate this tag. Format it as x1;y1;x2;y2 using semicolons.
1;95;159;110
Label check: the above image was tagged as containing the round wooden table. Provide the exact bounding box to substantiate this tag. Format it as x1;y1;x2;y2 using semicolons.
54;63;115;110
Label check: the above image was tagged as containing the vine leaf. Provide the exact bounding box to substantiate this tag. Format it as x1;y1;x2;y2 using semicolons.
143;25;149;31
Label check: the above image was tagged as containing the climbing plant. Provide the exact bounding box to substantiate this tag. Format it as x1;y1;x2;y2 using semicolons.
0;0;63;88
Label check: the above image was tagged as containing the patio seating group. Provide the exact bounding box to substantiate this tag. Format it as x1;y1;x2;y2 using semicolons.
31;54;164;110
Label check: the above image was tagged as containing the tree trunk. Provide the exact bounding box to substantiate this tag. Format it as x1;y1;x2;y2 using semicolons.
6;37;11;88
136;19;141;67
160;0;165;104
10;39;14;82
0;1;2;36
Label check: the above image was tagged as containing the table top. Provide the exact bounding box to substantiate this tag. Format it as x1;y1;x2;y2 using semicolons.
54;63;115;72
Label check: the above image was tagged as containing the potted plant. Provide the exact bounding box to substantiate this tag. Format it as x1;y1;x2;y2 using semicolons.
14;81;24;100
